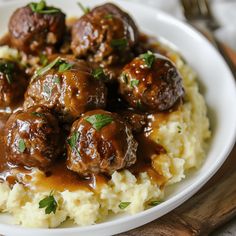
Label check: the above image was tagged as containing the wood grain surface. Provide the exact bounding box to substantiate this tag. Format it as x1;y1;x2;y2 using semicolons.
119;46;236;236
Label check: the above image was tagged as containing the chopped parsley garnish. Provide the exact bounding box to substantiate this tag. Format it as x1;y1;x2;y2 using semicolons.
77;2;90;14
0;61;15;84
140;51;155;68
130;79;139;88
85;114;113;130
39;191;58;214
119;202;131;209
31;112;45;118
68;132;79;149
5;74;13;84
110;38;128;50
148;200;162;206
136;100;142;109
32;57;60;80
39;54;48;67
67;132;80;156
29;0;60;14
58;62;73;73
91;68;106;80
32;57;73;81
104;14;113;19
177;125;182;133
18;139;26;153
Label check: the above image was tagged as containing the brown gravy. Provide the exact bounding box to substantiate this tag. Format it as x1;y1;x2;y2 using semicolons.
0;34;11;47
0;109;166;191
0;32;176;192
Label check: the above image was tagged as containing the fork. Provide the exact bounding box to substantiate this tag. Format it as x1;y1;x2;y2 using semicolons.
181;0;236;78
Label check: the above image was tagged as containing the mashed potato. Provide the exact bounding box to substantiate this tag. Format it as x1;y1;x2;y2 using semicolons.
0;43;210;228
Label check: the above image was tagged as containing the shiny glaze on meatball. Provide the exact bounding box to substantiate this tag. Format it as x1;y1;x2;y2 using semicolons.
118;52;184;112
71;3;139;66
8;2;66;54
66;109;137;176
4;105;63;168
24;57;107;122
0;58;28;108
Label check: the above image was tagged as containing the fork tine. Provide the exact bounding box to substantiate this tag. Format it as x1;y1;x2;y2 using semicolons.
196;0;210;17
181;0;236;78
181;0;203;20
196;0;206;16
181;0;218;26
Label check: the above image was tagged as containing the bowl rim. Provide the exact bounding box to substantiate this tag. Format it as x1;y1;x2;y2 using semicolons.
0;0;236;235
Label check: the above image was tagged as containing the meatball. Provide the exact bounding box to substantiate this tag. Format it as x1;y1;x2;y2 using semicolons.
118;52;184;112
0;59;27;108
8;1;66;54
4;105;62;168
66;109;137;176
118;110;147;133
24;57;107;122
71;3;139;65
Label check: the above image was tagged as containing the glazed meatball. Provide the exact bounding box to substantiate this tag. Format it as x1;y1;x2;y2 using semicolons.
4;105;62;168
24;57;107;122
0;59;27;108
118;110;147;133
71;3;139;65
8;1;66;54
67;109;137;176
118;52;184;112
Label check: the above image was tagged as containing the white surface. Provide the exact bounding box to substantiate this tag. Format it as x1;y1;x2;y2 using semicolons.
130;0;236;51
0;0;236;236
212;0;236;50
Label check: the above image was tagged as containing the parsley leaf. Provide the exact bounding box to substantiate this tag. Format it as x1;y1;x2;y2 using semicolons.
36;0;45;11
111;38;128;50
67;132;81;156
29;0;60;14
119;202;131;209
18;139;26;153
32;57;73;81
5;74;13;84
92;68;106;80
148;200;162;206
177;125;182;133
68;132;79;150
0;61;15;84
39;54;48;67
130;79;139;88
58;62;73;73
31;112;45;118
77;2;90;14
39;191;58;214
32;57;61;81
104;14;113;19
85;114;113;130
136;100;142;109
140;51;155;68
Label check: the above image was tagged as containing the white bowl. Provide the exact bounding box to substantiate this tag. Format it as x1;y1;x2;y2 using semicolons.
0;0;236;235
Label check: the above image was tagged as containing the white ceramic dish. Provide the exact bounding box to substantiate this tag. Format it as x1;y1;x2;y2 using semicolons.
0;0;236;235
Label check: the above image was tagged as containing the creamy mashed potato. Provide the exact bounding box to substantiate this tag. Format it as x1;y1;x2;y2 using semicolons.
0;44;211;228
